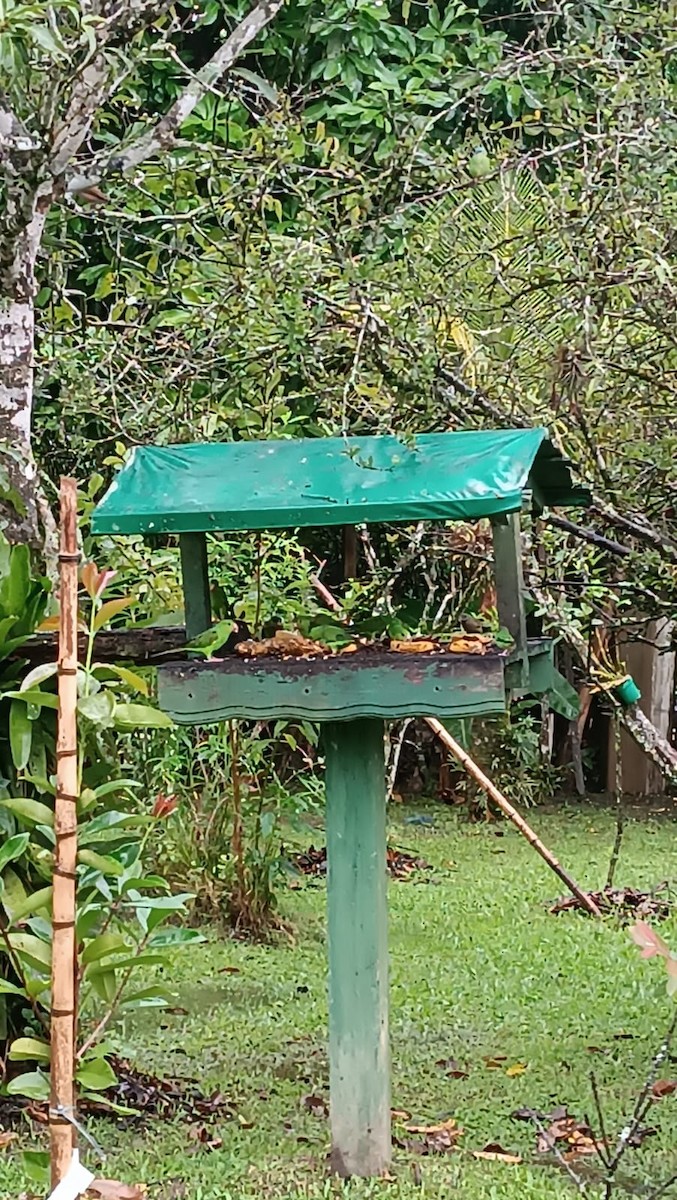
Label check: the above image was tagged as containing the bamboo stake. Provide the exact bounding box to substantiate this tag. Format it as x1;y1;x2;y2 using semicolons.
425;717;602;918
50;477;80;1189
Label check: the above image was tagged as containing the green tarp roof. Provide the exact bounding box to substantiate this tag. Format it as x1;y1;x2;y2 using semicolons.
91;428;590;536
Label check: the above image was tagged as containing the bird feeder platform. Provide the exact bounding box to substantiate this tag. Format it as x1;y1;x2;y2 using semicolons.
92;427;589;1178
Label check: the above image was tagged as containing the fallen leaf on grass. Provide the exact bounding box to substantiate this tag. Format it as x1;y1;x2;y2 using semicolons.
506;1062;527;1077
87;1181;144;1200
401;1117;463;1155
535;1113;602;1158
218;966;241;975
652;1079;677;1099
482;1055;507;1069
435;1058;469;1079
405;1118;461;1135
188;1125;223;1151
0;1130;17;1149
391;1108;411;1120
302;1093;328;1118
472;1143;522;1164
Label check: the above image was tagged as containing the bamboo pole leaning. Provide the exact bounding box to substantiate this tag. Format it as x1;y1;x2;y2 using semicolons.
425;718;602;919
50;478;80;1189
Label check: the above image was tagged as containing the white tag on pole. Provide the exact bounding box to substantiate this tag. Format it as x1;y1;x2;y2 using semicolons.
47;1150;95;1200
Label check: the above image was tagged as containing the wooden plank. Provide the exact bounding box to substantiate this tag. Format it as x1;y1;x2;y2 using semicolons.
324;718;390;1177
491;513;528;685
179;533;212;641
18;627;188;666
157;651;509;724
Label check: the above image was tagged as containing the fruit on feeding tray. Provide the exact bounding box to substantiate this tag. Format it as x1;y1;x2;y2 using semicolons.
236;629;327;658
233;628;499;659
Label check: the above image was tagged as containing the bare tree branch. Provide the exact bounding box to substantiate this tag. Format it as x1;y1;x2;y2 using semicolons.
65;0;283;193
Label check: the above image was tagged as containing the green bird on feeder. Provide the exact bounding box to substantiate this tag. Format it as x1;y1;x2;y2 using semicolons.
185;620;239;659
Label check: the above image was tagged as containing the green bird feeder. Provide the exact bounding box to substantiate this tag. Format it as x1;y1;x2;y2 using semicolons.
92;427;590;1178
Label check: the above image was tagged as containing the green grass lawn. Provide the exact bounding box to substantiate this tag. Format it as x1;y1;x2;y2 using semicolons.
4;800;677;1199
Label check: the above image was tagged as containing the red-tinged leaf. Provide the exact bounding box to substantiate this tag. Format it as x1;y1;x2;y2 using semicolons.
95;569;117;598
81;562;100;599
93;597;132;632
37;613;61;630
629;921;670;959
152;793;179;819
651;1079;677;1099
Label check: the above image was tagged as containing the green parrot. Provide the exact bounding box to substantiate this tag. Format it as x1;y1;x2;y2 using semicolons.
467;147;492;180
185;619;238;659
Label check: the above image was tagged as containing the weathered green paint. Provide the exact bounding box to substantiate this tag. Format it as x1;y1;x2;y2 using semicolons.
492;513;528;686
157;650;509;724
324;718;390;1177
179;533;211;641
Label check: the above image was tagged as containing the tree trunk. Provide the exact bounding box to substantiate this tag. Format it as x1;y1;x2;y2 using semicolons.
0;204;48;546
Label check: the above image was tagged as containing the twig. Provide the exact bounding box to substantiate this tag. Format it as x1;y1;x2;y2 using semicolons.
588;1072;612;1169
603;1009;677;1199
530;1110;587;1193
605;724;624;891
386;719;412;801
426;718;602;917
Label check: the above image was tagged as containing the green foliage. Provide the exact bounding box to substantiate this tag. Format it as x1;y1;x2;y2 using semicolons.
0;549;198;1095
138;717;322;932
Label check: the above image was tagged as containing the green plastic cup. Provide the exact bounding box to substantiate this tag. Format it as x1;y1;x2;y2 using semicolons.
614;676;641;706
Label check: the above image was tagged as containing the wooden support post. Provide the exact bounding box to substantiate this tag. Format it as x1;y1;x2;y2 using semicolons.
492;512;528;685
342;525;358;580
50;478;80;1188
324;718;390;1177
179;532;212;641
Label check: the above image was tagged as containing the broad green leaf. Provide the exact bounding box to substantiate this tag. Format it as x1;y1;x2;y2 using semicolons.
85;952;167;978
0;980;29;998
81;932;129;965
0;832;29;872
0;867;28;921
9;1036;51;1063
76;1056;117;1091
114;703;174;729
95;663;149;696
77;848;124;876
78;691;116;726
20;1149;50;1185
120;875;170;893
0;797;54;827
78;809;148;845
1;543;30;615
6;1070;50;1100
148;927;205;948
91;779;143;799
20;663;58;691
9;700;32;770
119;984;174;1008
5;688;59;710
10;886;52;921
8;933;51;970
88;968;117;1003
